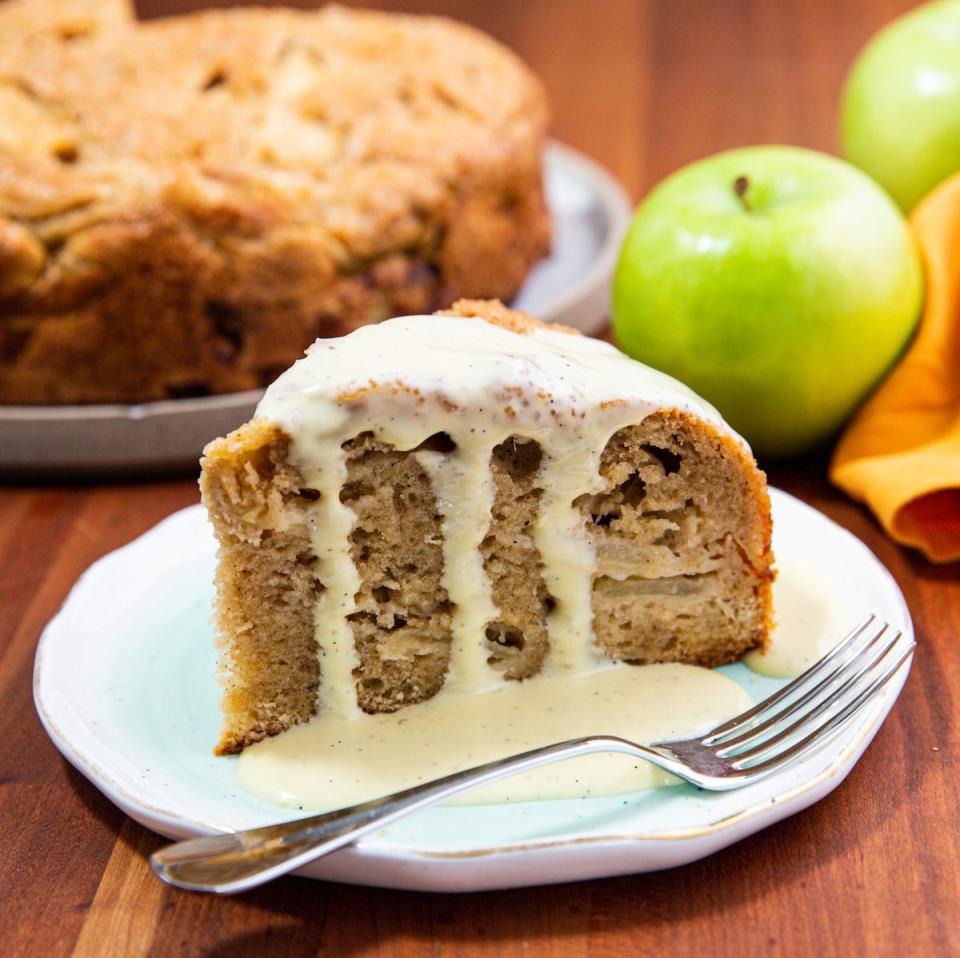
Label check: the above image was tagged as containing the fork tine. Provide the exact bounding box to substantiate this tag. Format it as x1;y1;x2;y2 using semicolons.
714;625;896;754
701;615;881;745
721;629;902;763
731;641;915;774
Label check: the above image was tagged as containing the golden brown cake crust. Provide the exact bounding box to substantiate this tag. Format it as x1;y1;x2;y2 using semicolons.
439;299;580;338
0;1;550;404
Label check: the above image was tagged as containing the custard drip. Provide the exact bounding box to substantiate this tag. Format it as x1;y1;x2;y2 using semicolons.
256;314;740;715
238;662;752;809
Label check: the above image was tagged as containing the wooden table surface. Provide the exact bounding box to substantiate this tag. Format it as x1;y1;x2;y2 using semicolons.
3;1;959;955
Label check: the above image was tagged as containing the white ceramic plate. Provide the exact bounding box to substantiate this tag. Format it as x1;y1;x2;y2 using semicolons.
33;488;913;892
0;142;633;478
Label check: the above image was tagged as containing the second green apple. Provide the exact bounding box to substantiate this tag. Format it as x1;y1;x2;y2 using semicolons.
612;146;923;457
842;0;960;212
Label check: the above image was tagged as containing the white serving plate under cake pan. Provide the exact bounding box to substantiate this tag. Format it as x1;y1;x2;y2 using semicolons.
33;488;913;892
0;142;633;478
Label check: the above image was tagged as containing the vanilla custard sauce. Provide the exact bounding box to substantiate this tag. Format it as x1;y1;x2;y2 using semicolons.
237;562;821;811
239;314;793;812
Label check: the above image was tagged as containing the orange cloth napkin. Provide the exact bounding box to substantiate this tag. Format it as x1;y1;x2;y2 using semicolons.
831;174;960;563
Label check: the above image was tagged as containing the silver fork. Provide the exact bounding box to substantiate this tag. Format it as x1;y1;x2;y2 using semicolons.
151;615;913;894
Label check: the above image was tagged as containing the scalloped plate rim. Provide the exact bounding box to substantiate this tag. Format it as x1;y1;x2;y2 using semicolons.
33;488;913;891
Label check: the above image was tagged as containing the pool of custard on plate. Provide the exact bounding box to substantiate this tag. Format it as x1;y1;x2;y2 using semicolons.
238;558;831;812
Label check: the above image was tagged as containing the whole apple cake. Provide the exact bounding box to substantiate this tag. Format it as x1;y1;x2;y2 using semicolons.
0;0;550;404
200;300;774;755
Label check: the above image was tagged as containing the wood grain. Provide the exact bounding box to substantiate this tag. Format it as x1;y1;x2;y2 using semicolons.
2;1;959;956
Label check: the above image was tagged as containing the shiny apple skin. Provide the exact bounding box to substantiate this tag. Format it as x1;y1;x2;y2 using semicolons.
842;0;960;212
612;146;923;457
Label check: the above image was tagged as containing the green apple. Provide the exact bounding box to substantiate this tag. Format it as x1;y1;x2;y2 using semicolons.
842;0;960;211
612;146;923;457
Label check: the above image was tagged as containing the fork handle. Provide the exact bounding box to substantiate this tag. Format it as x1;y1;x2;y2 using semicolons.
151;735;670;894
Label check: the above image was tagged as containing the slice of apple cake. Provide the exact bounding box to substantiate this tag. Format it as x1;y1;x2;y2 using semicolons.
200;300;774;754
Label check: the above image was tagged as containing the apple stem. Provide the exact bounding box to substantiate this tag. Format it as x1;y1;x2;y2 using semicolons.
733;175;752;212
